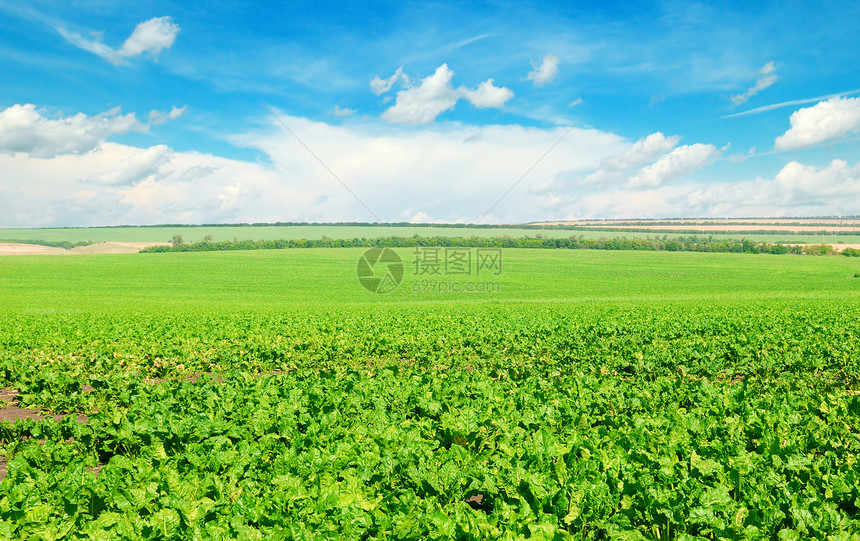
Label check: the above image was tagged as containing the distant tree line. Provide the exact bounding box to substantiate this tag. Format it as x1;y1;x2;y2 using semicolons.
140;235;860;256
0;239;93;249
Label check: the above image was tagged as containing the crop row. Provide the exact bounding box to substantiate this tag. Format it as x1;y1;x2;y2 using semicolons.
1;302;859;538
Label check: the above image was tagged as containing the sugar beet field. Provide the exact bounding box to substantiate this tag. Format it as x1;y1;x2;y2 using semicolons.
1;248;859;539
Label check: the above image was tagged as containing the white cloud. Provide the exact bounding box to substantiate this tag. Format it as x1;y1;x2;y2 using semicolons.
604;132;682;172
58;16;179;65
0;106;633;226
370;67;408;95
0;141;316;227
459;79;514;108
526;54;560;86
0;104;146;158
723;88;860;118
569;98;583;107
119;17;179;58
148;105;187;125
731;61;778;105
531;158;860;220
770;159;860;204
410;211;431;223
628;143;719;188
531;132;682;192
85;144;172;186
380;64;513;125
4;104;858;228
774;97;860;150
381;64;460;125
332;105;357;117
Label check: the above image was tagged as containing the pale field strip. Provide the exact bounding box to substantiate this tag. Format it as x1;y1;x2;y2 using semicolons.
544;224;860;233
535;218;860;230
0;242;167;255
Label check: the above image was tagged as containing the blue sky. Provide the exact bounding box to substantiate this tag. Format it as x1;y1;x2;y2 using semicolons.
2;0;860;226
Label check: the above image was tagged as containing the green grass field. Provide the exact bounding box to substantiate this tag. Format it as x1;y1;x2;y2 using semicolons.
1;249;858;312
2;225;859;245
1;249;859;538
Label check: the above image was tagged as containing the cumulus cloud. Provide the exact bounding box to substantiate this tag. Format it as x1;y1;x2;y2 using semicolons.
58;16;179;65
0;104;146;158
530;132;683;193
604;132;682;172
731;61;778;105
370;67;408;95
526;54;560;86
380;64;513;125
0;106;634;227
628;143;719;188
770;159;860;204
527;156;860;221
774;97;860;150
5;103;858;227
0;141;318;227
85;145;172;186
459;80;514;108
381;65;460;125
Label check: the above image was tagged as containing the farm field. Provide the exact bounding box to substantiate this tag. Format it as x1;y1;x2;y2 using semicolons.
1;249;859;538
2;225;860;247
535;218;860;234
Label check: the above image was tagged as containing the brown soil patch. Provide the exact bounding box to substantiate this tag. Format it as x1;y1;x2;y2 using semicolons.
0;242;168;256
1;388;91;481
0;388;89;425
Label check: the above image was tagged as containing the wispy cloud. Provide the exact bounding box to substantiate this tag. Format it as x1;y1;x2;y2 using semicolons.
730;61;778;105
147;106;187;126
724;89;860;118
447;33;494;51
331;105;357;117
57;16;179;65
370;67;408;96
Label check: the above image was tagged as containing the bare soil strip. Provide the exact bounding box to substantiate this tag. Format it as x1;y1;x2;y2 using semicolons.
534;223;860;233
0;242;167;256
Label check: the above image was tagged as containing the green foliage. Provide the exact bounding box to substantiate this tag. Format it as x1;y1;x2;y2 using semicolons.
0;251;859;537
140;234;820;256
0;239;92;249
